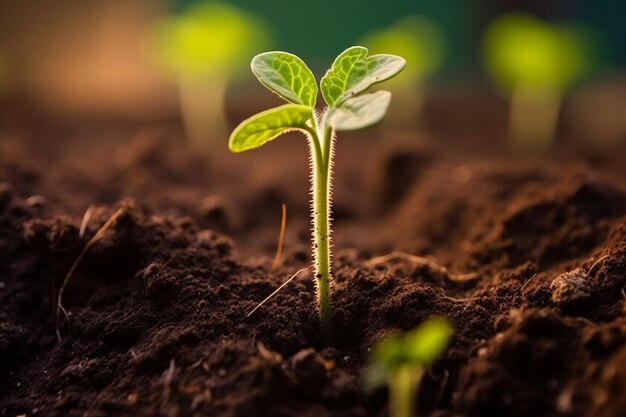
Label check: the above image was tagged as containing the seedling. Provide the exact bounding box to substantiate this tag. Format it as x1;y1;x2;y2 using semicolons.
229;47;405;338
361;16;445;128
483;13;595;153
150;1;268;150
363;318;453;417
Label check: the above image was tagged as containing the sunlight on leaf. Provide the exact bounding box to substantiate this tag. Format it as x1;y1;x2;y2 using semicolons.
229;104;313;152
252;52;318;107
326;90;392;131
320;46;405;107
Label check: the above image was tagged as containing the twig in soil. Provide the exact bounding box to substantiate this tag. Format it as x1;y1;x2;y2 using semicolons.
364;251;478;282
55;207;126;341
520;273;539;293
247;266;311;317
270;203;287;272
588;254;609;276
79;205;96;238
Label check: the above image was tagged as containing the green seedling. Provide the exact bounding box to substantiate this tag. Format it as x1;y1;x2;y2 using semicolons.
364;318;453;417
150;1;268;150
483;13;595;153
229;46;405;338
361;16;445;128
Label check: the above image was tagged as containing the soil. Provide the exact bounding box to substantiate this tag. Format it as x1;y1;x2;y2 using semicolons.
1;108;626;417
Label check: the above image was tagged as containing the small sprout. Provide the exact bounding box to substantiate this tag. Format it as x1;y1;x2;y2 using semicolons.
483;13;598;153
364;318;453;417
149;2;269;149
361;17;445;129
230;47;405;339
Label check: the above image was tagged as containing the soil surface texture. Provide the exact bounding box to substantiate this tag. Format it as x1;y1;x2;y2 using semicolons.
1;120;626;417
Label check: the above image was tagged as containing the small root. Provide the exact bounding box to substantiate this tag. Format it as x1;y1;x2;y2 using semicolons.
364;251;478;282
55;206;126;341
247;266;311;317
270;203;287;272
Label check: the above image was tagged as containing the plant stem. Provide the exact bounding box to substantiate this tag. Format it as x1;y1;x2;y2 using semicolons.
508;85;561;154
308;119;334;341
179;76;227;151
389;365;422;417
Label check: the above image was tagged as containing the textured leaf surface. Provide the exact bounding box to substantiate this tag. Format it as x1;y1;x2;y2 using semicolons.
326;91;391;131
320;46;405;107
251;52;318;107
229;104;313;152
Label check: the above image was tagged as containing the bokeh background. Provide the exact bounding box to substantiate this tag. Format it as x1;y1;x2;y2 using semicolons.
0;0;625;151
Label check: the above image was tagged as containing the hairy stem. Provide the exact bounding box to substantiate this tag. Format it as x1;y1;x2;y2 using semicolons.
308;120;334;341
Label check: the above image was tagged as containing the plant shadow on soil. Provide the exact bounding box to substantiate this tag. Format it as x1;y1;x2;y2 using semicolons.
1;123;626;417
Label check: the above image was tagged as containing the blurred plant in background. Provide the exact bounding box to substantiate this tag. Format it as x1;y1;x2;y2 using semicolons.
361;16;445;131
149;1;269;150
364;318;453;417
0;0;623;151
483;13;605;154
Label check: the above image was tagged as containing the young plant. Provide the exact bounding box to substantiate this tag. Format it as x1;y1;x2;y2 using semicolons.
229;46;405;338
483;13;596;154
363;318;453;417
150;1;268;150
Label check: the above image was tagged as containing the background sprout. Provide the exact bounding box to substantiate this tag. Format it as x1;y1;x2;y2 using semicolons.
150;1;269;150
483;13;597;154
229;47;405;339
364;318;453;417
361;16;445;130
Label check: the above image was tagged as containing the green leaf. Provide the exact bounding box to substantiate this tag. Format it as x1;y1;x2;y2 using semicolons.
326;90;391;131
363;317;453;388
229;104;313;152
405;318;453;365
320;46;405;107
251;51;318;107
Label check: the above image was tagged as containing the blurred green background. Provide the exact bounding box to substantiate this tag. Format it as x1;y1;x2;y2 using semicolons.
0;0;624;152
173;0;624;76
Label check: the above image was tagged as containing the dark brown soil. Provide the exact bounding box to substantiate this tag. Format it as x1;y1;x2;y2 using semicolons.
1;118;625;417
